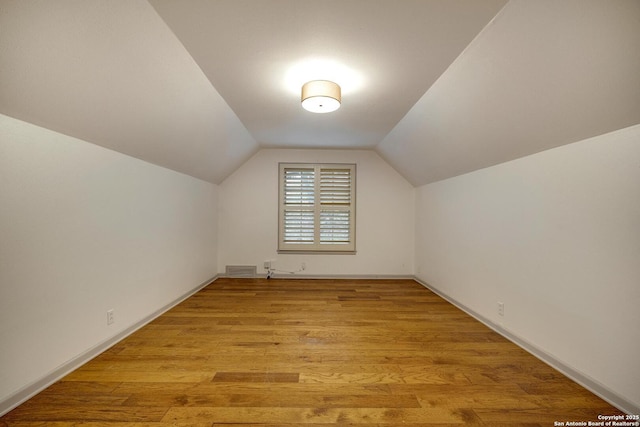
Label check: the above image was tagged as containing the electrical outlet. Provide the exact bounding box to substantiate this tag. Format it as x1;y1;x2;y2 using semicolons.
263;260;271;270
497;302;504;317
107;309;115;325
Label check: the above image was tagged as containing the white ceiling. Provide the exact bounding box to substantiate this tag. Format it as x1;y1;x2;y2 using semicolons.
379;0;640;184
1;0;639;185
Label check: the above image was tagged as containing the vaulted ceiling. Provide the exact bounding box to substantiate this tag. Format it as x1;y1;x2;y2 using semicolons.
1;0;639;185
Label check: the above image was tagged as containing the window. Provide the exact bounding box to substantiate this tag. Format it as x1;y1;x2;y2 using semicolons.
278;163;356;253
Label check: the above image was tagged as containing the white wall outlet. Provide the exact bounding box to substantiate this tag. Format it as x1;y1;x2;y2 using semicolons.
263;260;271;270
497;302;505;317
107;309;115;325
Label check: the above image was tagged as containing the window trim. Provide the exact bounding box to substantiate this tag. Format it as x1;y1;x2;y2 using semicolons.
278;162;356;254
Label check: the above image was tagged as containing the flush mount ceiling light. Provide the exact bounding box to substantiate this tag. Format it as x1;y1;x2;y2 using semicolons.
301;80;341;113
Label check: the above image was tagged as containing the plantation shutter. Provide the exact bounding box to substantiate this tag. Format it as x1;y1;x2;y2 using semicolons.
279;163;355;252
282;168;315;245
319;168;352;245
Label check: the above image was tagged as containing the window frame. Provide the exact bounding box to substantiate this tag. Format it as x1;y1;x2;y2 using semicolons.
278;162;356;254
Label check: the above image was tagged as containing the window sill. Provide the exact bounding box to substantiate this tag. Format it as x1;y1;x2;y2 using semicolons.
277;250;356;255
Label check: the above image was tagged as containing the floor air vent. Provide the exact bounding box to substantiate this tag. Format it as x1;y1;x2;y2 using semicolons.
225;265;257;277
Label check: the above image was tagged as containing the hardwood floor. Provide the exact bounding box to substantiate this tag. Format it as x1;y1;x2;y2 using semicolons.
1;278;624;426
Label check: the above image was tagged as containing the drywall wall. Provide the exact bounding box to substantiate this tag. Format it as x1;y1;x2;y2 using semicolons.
218;149;414;276
0;114;218;408
414;125;640;411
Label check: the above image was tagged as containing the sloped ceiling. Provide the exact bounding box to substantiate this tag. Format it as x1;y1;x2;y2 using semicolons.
0;0;257;184
378;0;640;185
1;0;639;186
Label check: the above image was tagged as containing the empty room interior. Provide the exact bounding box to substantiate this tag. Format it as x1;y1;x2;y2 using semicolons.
1;0;639;425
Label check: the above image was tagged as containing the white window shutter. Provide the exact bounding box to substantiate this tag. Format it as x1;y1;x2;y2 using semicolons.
279;163;355;252
282;168;315;244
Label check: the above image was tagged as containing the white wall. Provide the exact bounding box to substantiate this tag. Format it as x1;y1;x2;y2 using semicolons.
3;109;637;413
218;149;414;276
414;125;640;411
0;115;218;406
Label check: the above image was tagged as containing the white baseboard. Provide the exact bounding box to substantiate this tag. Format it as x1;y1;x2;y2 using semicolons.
0;275;219;417
221;273;415;280
412;277;639;415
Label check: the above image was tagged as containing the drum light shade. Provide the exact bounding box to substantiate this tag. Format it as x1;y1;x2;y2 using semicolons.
301;80;341;113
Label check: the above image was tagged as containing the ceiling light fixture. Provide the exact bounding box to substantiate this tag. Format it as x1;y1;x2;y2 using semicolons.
301;80;341;113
